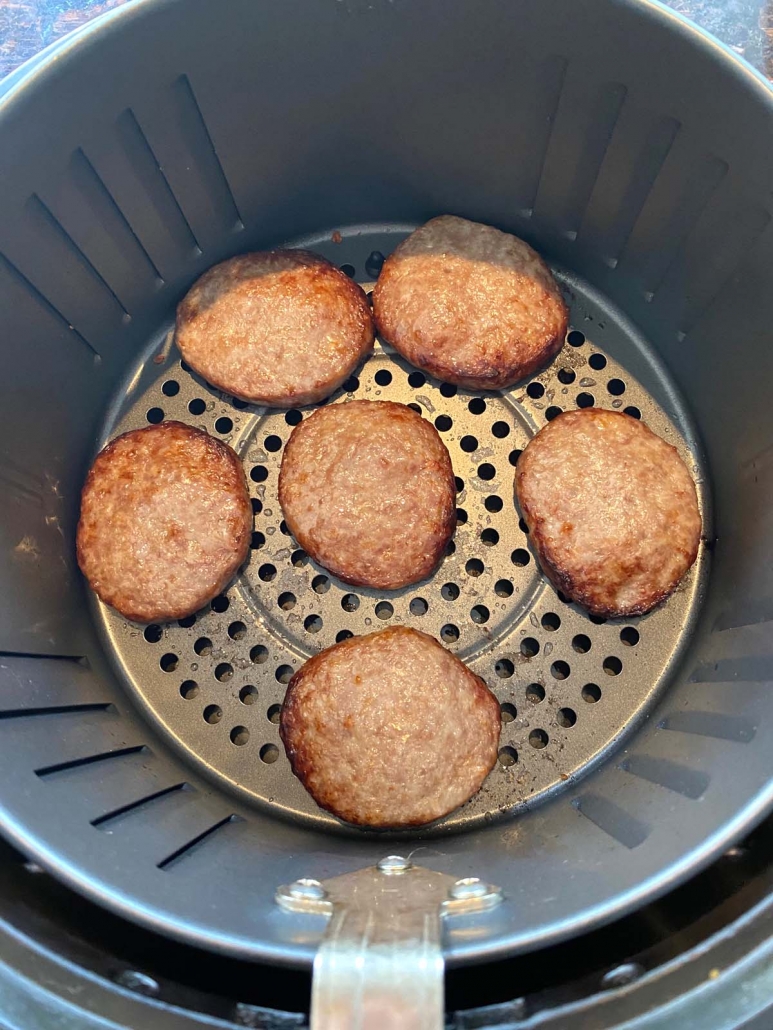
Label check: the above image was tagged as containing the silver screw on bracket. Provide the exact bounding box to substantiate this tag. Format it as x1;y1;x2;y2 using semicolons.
287;878;328;901
448;877;490;901
377;855;412;875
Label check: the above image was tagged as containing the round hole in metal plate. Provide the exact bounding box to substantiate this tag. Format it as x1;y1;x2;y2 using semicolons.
557;707;577;728
159;653;178;673
230;726;250;746
529;728;549;749
203;705;222;725
239;685;258;705
572;634;591;654
521;637;539;658
260;743;279;764
582;683;602;703
526;683;545;704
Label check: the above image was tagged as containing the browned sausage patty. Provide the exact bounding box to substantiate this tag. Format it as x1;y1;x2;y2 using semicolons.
373;215;568;389
278;400;456;590
515;409;702;617
176;250;374;406
77;422;252;623
280;627;500;827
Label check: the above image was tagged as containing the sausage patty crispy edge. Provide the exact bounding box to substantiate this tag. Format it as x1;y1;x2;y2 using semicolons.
77;421;252;623
280;626;501;827
514;408;702;617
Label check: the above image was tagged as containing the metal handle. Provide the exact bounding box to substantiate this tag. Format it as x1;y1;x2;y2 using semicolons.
277;856;502;1030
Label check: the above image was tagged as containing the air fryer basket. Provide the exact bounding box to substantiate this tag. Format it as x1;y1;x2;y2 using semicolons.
0;0;771;970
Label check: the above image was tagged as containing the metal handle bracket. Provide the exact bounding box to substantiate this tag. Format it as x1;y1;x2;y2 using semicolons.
277;856;502;1030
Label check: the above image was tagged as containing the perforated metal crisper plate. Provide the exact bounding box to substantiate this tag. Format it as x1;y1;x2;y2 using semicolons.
94;235;710;839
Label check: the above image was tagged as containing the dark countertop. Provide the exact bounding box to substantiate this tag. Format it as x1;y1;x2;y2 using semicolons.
1;0;772;80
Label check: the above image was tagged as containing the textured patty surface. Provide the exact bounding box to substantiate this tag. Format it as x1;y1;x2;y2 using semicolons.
77;422;252;623
278;400;456;589
515;409;702;617
373;215;568;389
176;250;374;406
280;627;500;827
